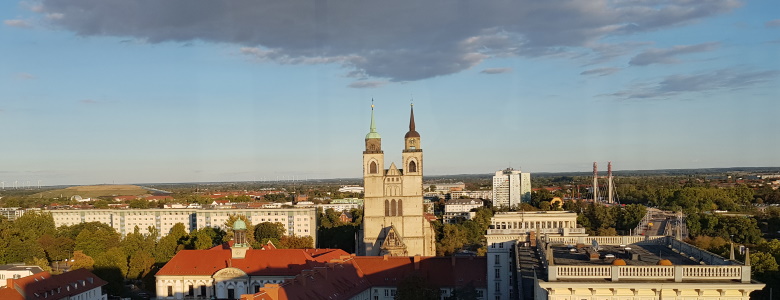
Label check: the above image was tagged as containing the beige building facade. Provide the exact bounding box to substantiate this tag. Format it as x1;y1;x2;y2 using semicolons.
46;208;316;243
359;104;435;256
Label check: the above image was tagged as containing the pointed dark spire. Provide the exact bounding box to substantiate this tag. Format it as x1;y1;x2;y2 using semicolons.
405;103;420;138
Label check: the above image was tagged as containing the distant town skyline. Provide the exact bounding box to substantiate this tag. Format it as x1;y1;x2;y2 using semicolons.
2;1;779;186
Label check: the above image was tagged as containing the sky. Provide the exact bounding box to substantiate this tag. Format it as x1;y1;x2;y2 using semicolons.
1;0;779;186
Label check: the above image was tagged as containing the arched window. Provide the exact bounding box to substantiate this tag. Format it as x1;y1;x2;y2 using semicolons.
397;200;402;216
408;160;417;173
391;199;397;216
385;200;390;216
369;161;378;174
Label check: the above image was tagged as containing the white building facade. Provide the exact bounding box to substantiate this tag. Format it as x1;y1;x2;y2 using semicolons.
46;208;316;243
492;168;531;208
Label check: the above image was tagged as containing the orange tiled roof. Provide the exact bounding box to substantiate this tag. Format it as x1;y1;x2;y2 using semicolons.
351;256;486;288
156;247;348;276
245;255;486;300
2;269;107;300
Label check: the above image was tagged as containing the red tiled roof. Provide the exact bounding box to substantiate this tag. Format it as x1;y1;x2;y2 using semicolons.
156;247;348;276
3;269;107;300
245;255;486;300
351;256;486;288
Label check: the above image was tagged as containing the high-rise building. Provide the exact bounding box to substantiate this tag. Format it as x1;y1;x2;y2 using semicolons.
359;103;436;256
492;168;531;208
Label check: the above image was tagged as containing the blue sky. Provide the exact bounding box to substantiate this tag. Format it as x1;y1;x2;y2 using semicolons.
1;0;779;186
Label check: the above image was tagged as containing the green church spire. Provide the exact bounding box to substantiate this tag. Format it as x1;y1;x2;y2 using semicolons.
366;100;381;139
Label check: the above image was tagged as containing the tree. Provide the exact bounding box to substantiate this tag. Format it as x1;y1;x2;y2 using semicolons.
94;247;129;279
395;272;440;300
37;234;75;261
190;229;215;250
750;251;779;274
279;235;314;249
128;199;150;209
13;211;56;241
436;224;467;256
121;226;156;258
25;257;52;273
154;224;190;264
70;250;95;270
127;250;155;280
255;222;286;243
74;224;121;257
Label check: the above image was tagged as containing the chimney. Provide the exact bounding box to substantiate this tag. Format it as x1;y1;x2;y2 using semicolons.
745;248;751;266
383;254;389;261
414;255;421;270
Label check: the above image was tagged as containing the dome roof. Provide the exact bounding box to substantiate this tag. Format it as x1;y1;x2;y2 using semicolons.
233;219;247;230
612;259;627;266
657;259;673;266
404;130;420;138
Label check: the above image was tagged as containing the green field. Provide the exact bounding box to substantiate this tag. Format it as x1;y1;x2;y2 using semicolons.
31;185;151;199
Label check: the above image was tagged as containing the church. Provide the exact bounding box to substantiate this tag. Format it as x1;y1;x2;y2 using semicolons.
358;103;436;256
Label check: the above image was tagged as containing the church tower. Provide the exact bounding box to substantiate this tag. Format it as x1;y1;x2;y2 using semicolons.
360;103;435;256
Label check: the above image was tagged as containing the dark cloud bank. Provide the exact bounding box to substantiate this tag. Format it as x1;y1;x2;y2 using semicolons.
36;0;741;82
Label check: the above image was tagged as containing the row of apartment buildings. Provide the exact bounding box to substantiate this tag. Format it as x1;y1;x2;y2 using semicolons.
46;208;318;243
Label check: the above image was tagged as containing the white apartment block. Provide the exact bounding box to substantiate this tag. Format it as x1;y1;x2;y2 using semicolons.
0;207;26;221
428;182;466;193
316;203;362;213
492;168;531;208
444;198;484;213
450;189;492;200
46;208;317;244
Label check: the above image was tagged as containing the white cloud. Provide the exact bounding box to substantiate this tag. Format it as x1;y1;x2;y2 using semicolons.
629;42;720;66
766;19;780;28
348;81;387;89
607;68;779;100
580;67;621;76
33;0;742;81
480;68;512;74
14;72;36;80
4;19;31;28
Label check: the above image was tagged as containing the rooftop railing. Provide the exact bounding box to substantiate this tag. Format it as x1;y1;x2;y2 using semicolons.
547;264;750;283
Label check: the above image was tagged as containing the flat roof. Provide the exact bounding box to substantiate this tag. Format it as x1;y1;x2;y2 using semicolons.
552;244;698;266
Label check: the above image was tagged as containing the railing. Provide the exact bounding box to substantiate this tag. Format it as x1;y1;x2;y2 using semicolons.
487;227;587;235
668;238;735;265
547;265;749;283
545;235;666;245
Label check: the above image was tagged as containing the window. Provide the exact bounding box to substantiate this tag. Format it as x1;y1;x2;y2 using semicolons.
385;200;390;216
188;285;193;296
494;255;499;264
391;199;397;216
167;286;173;297
499;243;503;248
200;286;206;296
397;200;402;216
495;268;501;278
369;161;378;174
408;160;417;172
